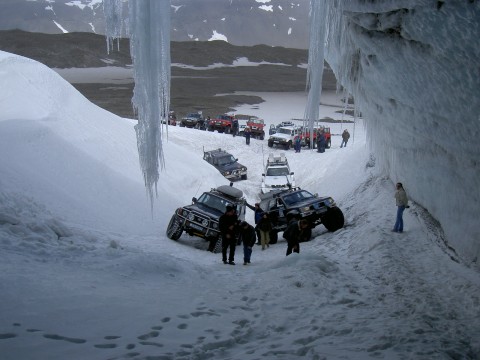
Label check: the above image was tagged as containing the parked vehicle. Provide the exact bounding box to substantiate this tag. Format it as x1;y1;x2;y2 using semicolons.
261;153;295;194
207;114;235;133
166;184;247;252
267;125;301;150
300;126;331;149
237;119;249;136
259;187;344;243
180;112;205;129
203;148;247;180
162;110;177;126
269;121;296;135
246;116;266;140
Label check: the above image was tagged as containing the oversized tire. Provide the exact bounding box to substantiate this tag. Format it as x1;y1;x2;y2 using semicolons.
166;214;183;240
269;230;278;244
321;207;344;232
241;174;247;180
284;141;292;150
260;131;265;140
268;140;273;148
225;126;231;134
326;139;331;149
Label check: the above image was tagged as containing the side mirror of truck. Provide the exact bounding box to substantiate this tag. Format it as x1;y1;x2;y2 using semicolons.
192;197;197;203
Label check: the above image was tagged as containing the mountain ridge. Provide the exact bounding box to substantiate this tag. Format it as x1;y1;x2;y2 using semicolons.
0;30;336;119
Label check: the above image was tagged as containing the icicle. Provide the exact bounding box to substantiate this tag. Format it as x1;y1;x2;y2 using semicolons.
129;0;171;210
103;0;125;53
304;0;328;149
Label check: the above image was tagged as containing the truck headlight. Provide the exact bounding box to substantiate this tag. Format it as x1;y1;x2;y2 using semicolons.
224;171;231;176
188;213;195;221
202;219;209;227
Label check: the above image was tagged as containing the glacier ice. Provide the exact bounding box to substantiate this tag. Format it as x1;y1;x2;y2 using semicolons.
310;0;480;266
129;1;171;209
104;0;171;209
103;0;126;53
303;0;327;149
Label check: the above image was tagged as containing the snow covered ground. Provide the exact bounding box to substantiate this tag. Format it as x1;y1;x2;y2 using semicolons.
1;51;479;360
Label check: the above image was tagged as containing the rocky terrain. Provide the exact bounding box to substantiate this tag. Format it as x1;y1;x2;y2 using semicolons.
0;30;337;119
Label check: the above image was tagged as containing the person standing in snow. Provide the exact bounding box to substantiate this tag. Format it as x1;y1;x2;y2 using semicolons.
317;130;326;153
244;126;251;145
340;129;350;148
393;182;409;233
294;135;302;153
246;202;264;245
238;221;256;265
232;119;239;137
257;212;272;250
283;219;310;256
219;205;238;264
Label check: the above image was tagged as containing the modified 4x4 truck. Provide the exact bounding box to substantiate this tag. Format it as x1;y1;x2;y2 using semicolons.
166;184;247;252
207;114;235;133
300;126;332;149
267;125;301;150
203;148;247;180
259;187;344;243
180;112;206;129
246;116;266;140
261;153;295;194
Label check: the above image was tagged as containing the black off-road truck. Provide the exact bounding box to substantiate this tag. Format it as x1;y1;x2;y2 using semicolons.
166;185;246;252
259;187;344;243
203;148;247;181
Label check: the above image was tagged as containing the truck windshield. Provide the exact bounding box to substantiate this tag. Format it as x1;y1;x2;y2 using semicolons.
278;128;294;135
217;155;236;165
282;190;314;205
197;193;234;213
266;167;290;176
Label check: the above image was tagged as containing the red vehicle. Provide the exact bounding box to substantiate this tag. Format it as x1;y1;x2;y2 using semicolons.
300;126;331;148
207;114;235;133
246;116;266;140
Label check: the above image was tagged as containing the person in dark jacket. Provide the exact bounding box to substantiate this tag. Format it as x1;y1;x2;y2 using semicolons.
239;221;256;265
246;202;264;244
219;205;238;265
340;129;350;148
257;212;273;250
232;119;239;137
244;126;252;145
283;219;309;256
317;130;326;153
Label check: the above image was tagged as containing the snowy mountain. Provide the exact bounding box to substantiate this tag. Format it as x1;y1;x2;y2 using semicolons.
0;0;310;49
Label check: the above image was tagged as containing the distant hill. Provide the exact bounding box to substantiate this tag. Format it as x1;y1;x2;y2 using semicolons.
0;0;310;49
0;30;337;119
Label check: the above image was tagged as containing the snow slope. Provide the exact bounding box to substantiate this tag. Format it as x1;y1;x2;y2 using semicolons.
0;52;479;359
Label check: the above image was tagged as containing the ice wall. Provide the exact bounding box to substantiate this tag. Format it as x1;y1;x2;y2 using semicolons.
317;1;480;265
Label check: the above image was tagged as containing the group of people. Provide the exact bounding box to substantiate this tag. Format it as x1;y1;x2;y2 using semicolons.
218;203;312;265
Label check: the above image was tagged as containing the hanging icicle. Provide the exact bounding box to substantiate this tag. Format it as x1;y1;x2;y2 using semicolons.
304;0;328;149
103;0;125;53
129;0;171;211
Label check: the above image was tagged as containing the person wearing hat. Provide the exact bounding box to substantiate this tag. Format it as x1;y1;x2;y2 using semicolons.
238;221;256;265
219;205;238;265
